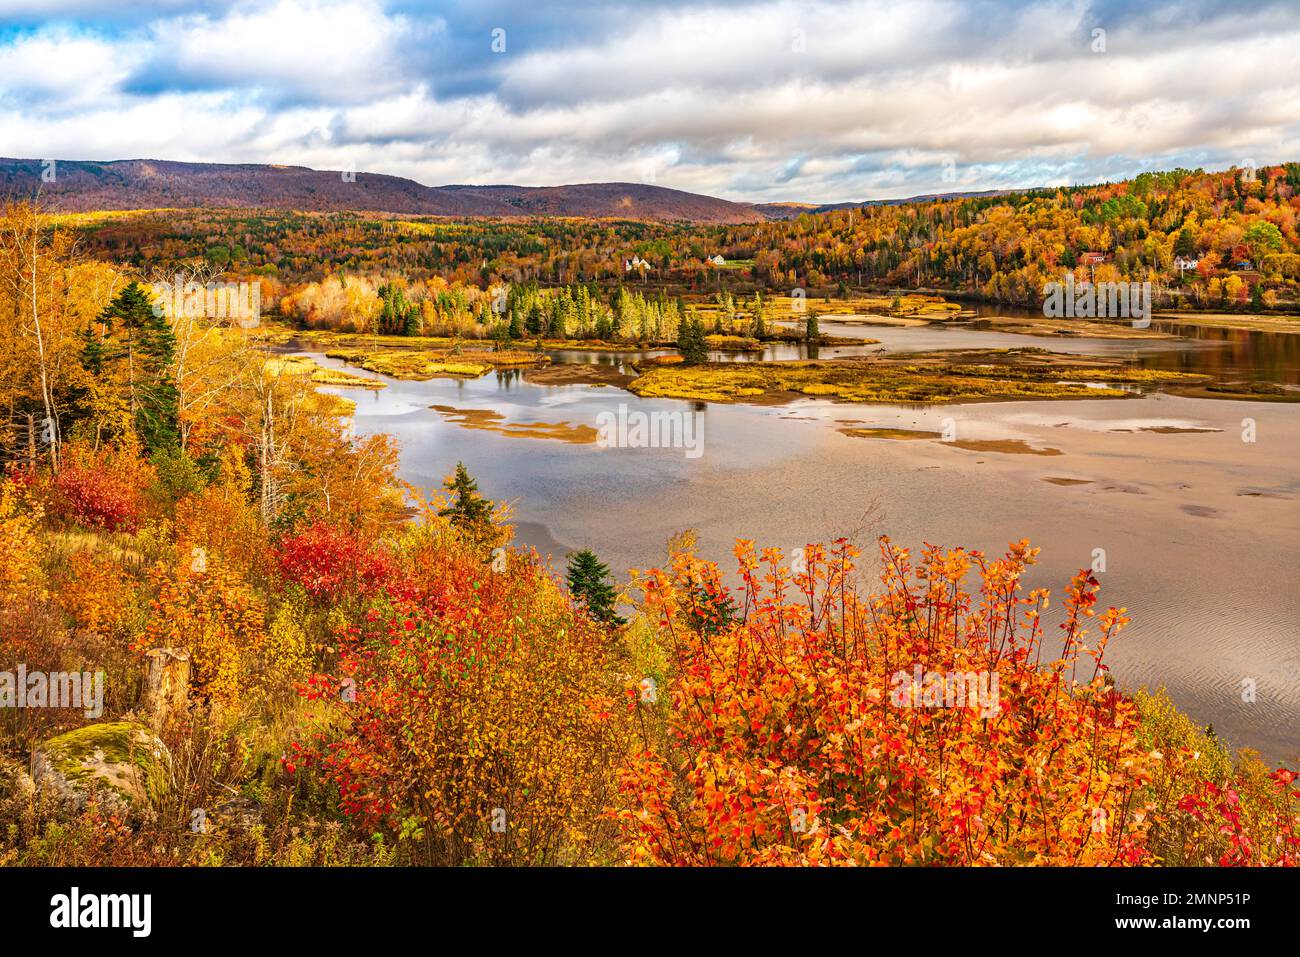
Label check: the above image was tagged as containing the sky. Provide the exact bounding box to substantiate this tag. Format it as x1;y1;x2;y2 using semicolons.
0;0;1298;204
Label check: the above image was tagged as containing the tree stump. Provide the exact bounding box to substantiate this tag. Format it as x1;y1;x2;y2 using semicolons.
142;648;191;728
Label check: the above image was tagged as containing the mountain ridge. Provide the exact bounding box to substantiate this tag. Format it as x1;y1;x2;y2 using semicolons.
0;157;1036;222
0;158;767;223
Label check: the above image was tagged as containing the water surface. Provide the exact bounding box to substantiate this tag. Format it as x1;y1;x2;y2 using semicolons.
309;334;1300;762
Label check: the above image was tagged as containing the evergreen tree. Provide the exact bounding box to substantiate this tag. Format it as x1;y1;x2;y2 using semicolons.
805;310;820;342
438;462;495;535
750;293;766;338
677;316;708;364
376;283;420;336
98;281;179;452
77;322;109;375
565;549;624;626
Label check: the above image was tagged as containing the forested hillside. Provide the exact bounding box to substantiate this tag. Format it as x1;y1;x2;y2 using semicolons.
59;164;1300;312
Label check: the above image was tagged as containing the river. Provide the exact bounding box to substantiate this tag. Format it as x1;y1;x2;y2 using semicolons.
305;320;1300;763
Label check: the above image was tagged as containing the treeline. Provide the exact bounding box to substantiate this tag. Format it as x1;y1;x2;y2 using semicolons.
722;163;1300;307
59;164;1300;311
67;210;710;287
277;275;694;345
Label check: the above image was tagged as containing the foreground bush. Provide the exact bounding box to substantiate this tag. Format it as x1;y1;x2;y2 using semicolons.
612;538;1298;865
48;444;153;534
291;528;632;865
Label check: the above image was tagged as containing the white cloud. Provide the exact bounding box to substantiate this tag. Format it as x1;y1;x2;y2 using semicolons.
0;28;135;107
0;0;1297;203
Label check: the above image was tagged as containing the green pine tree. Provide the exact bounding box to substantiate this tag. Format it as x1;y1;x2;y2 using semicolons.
98;281;179;453
438;462;495;536
565;549;624;626
750;293;766;339
677;316;708;364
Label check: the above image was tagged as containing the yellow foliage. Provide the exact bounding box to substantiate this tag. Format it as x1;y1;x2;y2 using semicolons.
142;556;266;707
0;481;45;603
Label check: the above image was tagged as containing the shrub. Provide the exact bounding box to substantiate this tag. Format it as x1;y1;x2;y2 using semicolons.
291;533;630;865
49;444;151;533
140;556;265;707
276;521;397;604
0;479;45;604
613;538;1158;865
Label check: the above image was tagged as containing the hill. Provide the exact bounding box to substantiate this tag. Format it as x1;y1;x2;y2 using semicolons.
0;158;768;223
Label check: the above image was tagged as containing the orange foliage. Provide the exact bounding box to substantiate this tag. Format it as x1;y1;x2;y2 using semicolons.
613;538;1159;865
57;550;137;640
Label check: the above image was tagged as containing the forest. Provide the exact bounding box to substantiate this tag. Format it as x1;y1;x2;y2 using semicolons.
61;163;1300;318
0;190;1297;868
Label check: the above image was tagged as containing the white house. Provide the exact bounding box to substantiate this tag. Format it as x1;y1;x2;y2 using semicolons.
1174;256;1200;271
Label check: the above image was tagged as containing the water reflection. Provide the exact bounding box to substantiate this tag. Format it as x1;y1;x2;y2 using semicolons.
769;316;1300;385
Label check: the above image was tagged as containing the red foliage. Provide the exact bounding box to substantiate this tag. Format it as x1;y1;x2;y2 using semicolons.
50;453;146;533
276;521;398;603
287;536;627;865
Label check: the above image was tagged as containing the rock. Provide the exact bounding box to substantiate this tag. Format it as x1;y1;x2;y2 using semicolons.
30;722;172;820
142;648;191;728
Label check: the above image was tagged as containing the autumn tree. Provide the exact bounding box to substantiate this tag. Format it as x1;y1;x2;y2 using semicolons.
0;201;83;472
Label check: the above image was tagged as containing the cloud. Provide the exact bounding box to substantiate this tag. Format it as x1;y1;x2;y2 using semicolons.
0;0;1297;203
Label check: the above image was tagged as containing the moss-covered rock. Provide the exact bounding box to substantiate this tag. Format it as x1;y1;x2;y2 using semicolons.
29;722;172;820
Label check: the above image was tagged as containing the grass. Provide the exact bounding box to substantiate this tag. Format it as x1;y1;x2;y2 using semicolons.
298;391;357;417
703;334;764;352
627;356;1206;405
325;348;548;380
264;355;386;389
759;293;964;320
